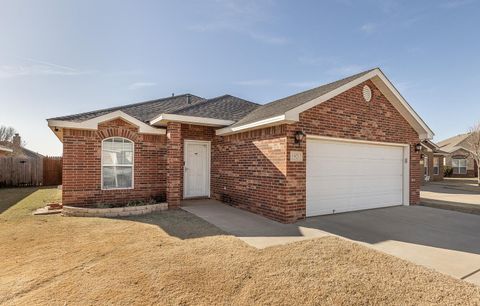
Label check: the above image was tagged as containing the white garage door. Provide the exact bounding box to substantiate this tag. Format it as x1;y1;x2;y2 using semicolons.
306;138;406;216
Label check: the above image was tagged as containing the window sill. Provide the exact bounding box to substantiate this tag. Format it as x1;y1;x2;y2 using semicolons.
101;187;134;191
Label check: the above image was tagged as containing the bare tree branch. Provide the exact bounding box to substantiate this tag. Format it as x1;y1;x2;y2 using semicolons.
466;122;480;186
0;125;17;142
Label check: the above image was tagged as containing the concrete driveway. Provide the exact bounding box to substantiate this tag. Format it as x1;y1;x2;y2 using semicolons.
421;179;480;215
182;199;480;286
299;206;480;286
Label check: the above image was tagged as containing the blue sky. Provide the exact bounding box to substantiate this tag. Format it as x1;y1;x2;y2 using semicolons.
1;0;479;155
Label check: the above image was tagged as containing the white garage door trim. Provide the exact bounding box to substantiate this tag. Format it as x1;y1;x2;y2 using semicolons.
306;135;410;216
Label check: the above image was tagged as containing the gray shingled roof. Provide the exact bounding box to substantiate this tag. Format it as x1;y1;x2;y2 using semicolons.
49;94;205;123
437;133;471;153
228;69;375;128
49;68;377;128
171;95;259;122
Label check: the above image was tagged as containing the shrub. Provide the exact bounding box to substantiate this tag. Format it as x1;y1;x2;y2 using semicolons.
444;166;453;177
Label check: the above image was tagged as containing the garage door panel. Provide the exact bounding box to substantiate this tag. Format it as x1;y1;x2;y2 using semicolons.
308;141;404;160
308;158;403;177
307;176;403;196
306;139;405;217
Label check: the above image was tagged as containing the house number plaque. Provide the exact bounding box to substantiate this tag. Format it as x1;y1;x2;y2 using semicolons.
290;151;303;162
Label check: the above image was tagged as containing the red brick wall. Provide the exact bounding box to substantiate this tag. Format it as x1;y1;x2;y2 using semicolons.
166;123;216;207
212;126;288;221
286;80;421;219
212;80;420;223
62;118;166;207
62;80;421;223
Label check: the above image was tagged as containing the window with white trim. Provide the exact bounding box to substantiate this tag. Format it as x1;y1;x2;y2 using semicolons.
433;157;439;175
452;158;467;175
102;137;134;189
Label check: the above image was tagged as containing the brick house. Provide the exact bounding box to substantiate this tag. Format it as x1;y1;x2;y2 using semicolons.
419;139;446;184
437;133;479;178
47;68;434;223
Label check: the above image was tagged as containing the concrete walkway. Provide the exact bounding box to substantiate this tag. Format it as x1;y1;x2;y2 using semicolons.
182;199;480;286
181;199;330;248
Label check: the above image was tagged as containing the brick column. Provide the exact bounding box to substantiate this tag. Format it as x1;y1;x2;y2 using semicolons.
167;122;182;207
284;125;307;223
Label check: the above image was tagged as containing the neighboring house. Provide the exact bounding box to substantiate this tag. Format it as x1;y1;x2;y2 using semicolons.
437;133;478;178
0;144;13;157
419;139;446;184
47;68;433;223
0;134;43;159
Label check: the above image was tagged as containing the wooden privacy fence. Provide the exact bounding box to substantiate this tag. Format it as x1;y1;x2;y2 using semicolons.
0;156;62;187
43;156;62;186
0;157;43;187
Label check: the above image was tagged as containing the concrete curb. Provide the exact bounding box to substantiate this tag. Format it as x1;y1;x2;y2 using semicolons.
420;199;480;216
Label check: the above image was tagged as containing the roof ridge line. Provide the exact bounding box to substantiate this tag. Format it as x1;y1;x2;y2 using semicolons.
48;93;203;121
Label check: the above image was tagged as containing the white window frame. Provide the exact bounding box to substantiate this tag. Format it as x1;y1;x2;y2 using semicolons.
452;158;467;175
433;157;439;175
101;137;134;190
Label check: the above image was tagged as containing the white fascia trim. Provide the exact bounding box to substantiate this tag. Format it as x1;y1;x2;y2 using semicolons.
150;114;235;127
215;115;294;136
372;70;434;140
47;110;166;135
0;147;13;152
284;70;378;119
220;68;434;139
285;68;434;140
420;142;433;152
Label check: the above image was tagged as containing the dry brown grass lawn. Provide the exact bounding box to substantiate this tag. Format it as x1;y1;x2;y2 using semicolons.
1;187;479;305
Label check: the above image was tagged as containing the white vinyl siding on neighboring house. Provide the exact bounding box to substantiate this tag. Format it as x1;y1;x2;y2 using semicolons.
433;157;439;175
101;137;134;189
452;158;467;175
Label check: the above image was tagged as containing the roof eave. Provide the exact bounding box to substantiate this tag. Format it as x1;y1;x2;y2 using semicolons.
0;146;13;153
216;115;296;136
150;114;235;127
47;110;166;142
218;68;434;139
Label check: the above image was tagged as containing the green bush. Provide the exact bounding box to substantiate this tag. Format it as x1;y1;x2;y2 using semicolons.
444;166;453;177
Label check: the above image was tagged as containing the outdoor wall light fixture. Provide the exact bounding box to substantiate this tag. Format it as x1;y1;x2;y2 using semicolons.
295;131;306;144
415;143;422;152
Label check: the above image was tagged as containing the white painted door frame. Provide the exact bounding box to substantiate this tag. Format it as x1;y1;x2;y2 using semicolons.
183;140;211;199
306;135;410;216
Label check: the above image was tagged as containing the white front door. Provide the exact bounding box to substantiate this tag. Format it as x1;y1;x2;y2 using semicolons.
306;137;408;216
184;140;211;198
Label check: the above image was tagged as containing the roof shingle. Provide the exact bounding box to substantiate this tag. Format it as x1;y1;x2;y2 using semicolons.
171;95;259;122
228;69;375;128
49;94;205;123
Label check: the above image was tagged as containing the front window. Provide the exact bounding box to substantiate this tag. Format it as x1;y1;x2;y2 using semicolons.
452;158;467;175
102;137;134;189
433;157;439;175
